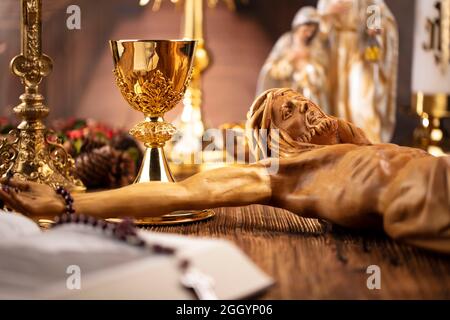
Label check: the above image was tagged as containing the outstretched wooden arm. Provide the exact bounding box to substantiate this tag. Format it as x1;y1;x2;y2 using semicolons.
74;165;272;219
1;149;449;255
0;165;272;220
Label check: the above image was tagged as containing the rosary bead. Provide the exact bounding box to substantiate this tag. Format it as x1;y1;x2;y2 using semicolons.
89;217;98;226
52;214;180;274
55;186;76;216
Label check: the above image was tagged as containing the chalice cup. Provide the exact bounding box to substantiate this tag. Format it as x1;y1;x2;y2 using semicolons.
110;39;214;225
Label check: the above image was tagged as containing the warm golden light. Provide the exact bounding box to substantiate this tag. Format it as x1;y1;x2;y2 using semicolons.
110;39;196;183
139;0;150;6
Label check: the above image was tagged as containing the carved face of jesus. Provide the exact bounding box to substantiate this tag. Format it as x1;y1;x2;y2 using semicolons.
271;90;339;145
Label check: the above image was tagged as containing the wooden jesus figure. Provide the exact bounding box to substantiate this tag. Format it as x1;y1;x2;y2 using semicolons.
0;89;449;254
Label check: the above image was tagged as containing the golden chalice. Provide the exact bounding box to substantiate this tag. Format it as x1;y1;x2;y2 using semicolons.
110;39;214;225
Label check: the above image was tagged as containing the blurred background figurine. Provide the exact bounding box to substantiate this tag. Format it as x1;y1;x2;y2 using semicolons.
257;6;330;114
318;0;399;143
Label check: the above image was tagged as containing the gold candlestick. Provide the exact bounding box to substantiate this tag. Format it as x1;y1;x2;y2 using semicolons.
412;93;450;156
0;0;84;191
170;0;210;164
141;0;244;171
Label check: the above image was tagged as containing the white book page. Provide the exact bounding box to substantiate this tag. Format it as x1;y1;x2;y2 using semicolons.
0;223;149;299
43;230;273;300
0;211;41;240
0;220;273;299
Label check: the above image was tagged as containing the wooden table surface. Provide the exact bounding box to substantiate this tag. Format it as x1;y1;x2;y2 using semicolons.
147;205;450;299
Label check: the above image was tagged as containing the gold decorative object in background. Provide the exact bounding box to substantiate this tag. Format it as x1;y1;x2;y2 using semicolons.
170;0;210;164
140;0;238;12
412;93;450;155
140;0;243;169
0;0;84;191
411;0;450;156
110;39;215;225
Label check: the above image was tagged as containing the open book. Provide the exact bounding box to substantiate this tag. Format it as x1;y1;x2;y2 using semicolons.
0;211;273;299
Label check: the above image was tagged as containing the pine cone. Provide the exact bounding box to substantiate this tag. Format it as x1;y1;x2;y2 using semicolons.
63;134;108;158
74;145;135;189
111;131;138;151
79;134;108;154
111;131;143;173
114;152;136;187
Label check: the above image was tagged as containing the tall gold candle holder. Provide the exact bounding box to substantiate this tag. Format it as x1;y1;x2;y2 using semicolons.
0;0;84;191
412;93;450;156
142;0;241;170
170;0;210;166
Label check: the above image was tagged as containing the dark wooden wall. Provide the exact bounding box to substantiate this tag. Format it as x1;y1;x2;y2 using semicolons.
237;0;418;143
0;0;419;143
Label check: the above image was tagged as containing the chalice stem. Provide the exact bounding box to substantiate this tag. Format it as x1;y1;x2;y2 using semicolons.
135;147;175;183
131;116;176;183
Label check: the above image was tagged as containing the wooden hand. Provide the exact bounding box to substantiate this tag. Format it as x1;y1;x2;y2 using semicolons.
0;179;65;219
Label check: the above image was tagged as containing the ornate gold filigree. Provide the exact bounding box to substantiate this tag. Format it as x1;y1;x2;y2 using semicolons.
129;120;177;147
11;0;52;88
0;131;19;176
114;69;188;117
0;128;84;190
113;66;193;150
0;0;84;191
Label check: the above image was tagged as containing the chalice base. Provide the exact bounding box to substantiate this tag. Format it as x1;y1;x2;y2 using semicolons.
108;209;215;226
131;146;215;225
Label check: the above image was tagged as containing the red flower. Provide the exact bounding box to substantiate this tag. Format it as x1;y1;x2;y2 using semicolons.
67;129;84;140
0;117;9;126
